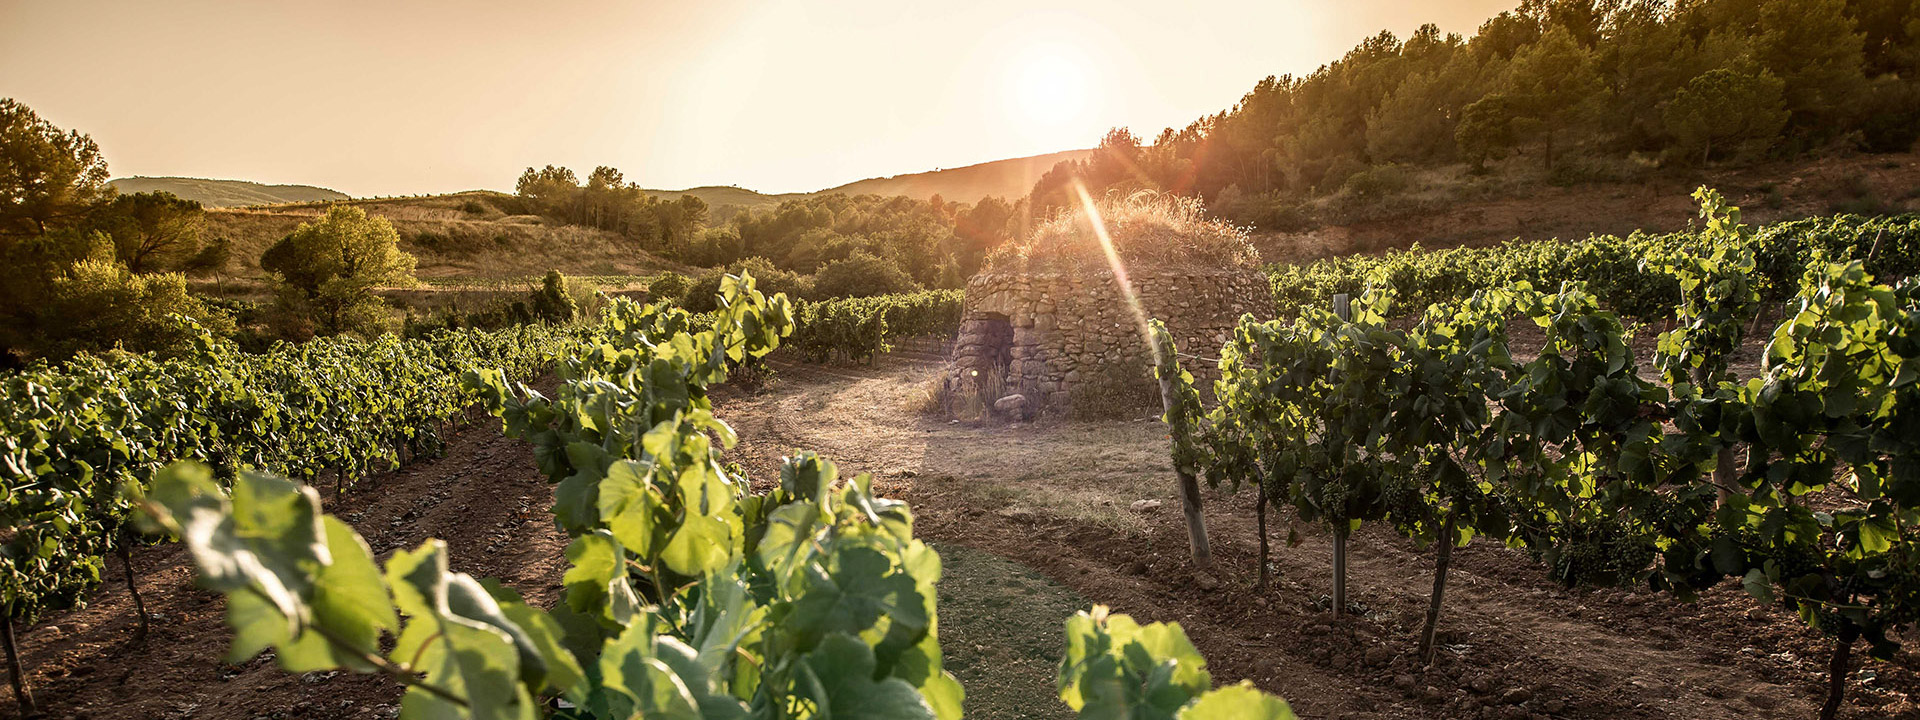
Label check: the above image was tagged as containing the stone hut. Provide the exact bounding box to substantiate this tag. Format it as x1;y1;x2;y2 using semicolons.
946;193;1268;415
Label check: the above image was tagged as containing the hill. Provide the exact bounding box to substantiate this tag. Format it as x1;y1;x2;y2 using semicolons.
1252;151;1920;266
205;191;685;280
819;149;1092;204
642;149;1094;219
640;185;800;223
108;176;349;208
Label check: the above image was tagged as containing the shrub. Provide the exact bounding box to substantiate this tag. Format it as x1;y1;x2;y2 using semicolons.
1339;164;1411;200
991;192;1260;272
567;276;605;321
260;205;417;338
811;251;921;299
681;257;812;312
647;271;692;304
41;259;233;357
527;269;576;324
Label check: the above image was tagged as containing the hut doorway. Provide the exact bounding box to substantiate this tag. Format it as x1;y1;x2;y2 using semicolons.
976;313;1014;386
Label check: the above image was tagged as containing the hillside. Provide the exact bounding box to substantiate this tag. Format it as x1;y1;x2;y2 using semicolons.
818;149;1092;204
205;191;685;280
108;176;348;207
643;148;1094;218
1253;151;1920;266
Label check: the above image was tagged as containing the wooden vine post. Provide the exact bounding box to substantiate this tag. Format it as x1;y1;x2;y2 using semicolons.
1151;320;1212;568
1;612;32;716
1418;515;1456;663
1331;293;1351;618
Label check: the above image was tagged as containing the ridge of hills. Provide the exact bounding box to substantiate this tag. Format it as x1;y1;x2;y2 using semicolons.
116;147;1095;216
107;176;348;208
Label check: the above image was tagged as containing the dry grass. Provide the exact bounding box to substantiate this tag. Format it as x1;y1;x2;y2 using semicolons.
988;191;1261;272
206;194;685;280
938;420;1177;533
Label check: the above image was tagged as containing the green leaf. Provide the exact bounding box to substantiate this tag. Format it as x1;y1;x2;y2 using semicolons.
1741;568;1774;604
1176;683;1297;720
562;532;640;628
278;516;397;672
796;633;937;720
598;459;664;559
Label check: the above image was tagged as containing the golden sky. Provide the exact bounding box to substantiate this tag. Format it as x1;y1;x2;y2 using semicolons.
0;1;1516;197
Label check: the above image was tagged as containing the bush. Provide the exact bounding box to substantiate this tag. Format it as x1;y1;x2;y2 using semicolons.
260;206;417;338
1339;164;1411;200
648;271;692;304
991;192;1260;272
567;276;605;322
681;257;812;312
527;269;576;324
41;259;233;357
811;251;921;299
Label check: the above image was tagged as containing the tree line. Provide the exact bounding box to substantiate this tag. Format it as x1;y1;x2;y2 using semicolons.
0;99;235;364
515;167;1027;293
1036;0;1920;227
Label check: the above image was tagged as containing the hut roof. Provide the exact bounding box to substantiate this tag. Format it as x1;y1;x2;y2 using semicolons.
985;192;1261;273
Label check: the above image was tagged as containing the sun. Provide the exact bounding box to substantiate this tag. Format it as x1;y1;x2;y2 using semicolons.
1009;46;1094;128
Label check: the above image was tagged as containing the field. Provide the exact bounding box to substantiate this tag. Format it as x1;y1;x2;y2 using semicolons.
18;0;1920;716
11;332;1916;719
202;192;686;281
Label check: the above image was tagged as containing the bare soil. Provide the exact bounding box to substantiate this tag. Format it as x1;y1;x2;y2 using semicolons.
718;351;1920;720
9;344;1919;720
3;401;572;720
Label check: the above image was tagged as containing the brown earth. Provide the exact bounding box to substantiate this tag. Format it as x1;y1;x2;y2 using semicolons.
3;400;571;720
9;342;1920;720
718;349;1920;720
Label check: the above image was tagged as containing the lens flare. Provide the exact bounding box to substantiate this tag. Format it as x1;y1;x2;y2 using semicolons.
1070;180;1155;357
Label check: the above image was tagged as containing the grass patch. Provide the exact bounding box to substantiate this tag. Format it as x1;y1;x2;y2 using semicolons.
933;542;1085;720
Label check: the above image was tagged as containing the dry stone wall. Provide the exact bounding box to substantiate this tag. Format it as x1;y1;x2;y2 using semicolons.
947;269;1269;414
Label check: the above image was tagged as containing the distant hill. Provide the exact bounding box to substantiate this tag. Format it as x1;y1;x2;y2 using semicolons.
640;185;799;223
109;176;349;208
820;149;1092;205
643;149;1094;219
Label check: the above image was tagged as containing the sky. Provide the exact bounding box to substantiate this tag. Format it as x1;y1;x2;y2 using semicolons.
0;0;1517;198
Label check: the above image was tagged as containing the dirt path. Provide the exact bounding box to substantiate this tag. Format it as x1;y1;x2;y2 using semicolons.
715;353;1920;720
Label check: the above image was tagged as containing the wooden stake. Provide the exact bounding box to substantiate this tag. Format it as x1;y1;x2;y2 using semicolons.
2;614;33;717
1418;514;1456;664
1332;293;1352;618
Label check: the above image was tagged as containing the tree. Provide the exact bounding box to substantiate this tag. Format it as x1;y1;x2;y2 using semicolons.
1754;0;1867;139
1366;71;1455;163
1455;94;1522;171
1508;25;1602;170
513;165;579;218
0;98;112;241
1663;67;1789;164
527;269;576;324
811;251;921;299
182;236;232;279
260;205;417;337
93;191;205;273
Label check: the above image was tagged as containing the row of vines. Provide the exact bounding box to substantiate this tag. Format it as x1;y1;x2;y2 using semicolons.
785;290;964;364
127;274;1297;719
1267;211;1920;320
1161;190;1920;719
0;322;569;714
